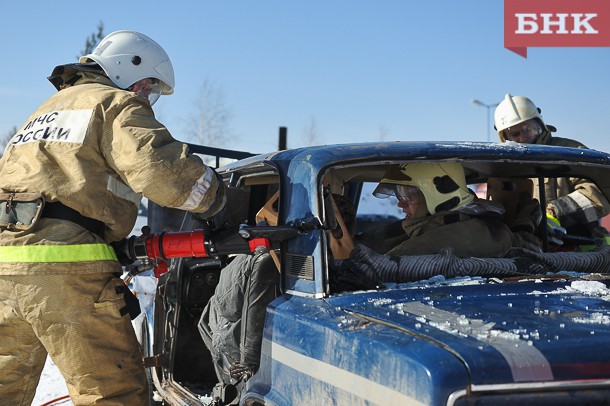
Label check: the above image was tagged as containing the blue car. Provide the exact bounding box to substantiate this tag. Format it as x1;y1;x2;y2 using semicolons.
134;141;610;405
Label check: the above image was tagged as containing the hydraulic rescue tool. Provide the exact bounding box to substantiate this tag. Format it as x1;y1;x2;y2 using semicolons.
116;225;272;277
115;219;307;279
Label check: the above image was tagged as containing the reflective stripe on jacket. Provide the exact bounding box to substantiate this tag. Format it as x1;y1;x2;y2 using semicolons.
0;244;117;262
535;133;610;236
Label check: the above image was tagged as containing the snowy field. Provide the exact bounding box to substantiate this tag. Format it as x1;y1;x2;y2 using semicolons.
33;357;72;405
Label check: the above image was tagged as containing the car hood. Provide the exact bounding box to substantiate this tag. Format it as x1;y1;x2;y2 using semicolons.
327;277;610;385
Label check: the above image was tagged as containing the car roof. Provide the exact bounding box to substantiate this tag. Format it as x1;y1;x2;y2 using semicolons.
221;141;610;196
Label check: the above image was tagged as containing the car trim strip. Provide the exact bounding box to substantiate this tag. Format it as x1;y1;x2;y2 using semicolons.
268;341;425;406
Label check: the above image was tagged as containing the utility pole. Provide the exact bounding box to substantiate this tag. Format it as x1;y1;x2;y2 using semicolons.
471;99;500;142
279;127;287;151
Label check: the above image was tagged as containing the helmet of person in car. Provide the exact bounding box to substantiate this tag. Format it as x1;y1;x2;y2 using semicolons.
373;162;473;215
494;93;549;142
80;30;175;104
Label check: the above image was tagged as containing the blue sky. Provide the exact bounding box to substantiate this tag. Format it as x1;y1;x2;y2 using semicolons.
2;1;609;153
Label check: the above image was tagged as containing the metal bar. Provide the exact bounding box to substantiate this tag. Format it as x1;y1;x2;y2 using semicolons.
186;143;256;161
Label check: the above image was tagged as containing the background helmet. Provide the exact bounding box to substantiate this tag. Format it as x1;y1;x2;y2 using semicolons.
494;94;548;141
80;30;175;95
373;162;473;215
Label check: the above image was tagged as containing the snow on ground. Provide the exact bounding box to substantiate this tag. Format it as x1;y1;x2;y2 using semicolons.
33;356;72;405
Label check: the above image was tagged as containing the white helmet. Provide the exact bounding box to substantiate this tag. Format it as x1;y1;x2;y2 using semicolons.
373;162;474;215
494;94;548;141
80;30;175;96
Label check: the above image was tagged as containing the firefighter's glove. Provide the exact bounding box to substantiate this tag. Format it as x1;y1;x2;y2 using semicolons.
547;214;566;246
206;203;229;231
229;362;253;381
194;169;228;230
111;238;136;266
510;197;542;233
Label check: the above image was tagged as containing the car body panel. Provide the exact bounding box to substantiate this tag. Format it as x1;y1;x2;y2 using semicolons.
246;294;466;405
333;280;610;383
242;277;610;405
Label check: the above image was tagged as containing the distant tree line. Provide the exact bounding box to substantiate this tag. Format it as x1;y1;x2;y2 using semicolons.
79;21;105;60
0;127;17;152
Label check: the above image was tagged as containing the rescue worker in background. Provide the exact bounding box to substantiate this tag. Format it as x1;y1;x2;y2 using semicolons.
494;94;610;239
0;31;226;405
372;162;541;257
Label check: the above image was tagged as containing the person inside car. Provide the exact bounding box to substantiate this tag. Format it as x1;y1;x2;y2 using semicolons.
372;162;541;257
494;94;610;239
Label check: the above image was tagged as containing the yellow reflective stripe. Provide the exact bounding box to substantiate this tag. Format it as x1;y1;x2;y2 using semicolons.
546;214;561;227
0;244;118;263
